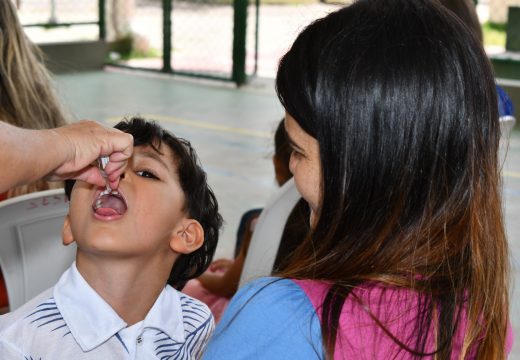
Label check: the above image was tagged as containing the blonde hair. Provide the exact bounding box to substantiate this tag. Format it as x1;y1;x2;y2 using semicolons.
0;0;69;196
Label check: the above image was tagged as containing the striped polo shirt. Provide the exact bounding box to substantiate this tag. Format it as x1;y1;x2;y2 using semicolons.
0;263;214;359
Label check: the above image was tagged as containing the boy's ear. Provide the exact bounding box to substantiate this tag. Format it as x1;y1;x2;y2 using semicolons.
62;214;75;246
170;219;204;254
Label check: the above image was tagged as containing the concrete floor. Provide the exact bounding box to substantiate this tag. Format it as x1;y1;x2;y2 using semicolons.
55;69;520;357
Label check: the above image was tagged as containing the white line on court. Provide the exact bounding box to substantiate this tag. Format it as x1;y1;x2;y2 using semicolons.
504;171;520;179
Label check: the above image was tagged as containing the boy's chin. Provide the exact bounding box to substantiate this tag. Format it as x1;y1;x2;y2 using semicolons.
75;231;128;254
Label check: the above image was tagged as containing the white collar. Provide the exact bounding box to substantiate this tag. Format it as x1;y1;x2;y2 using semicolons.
53;262;185;352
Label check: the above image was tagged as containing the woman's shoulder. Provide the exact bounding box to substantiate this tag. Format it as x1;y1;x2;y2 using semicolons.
204;277;323;359
234;277;306;300
218;277;316;326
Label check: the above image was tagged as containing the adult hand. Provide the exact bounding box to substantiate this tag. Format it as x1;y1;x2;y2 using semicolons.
47;120;134;189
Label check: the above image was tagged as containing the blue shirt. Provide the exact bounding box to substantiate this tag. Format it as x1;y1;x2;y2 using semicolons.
203;277;323;359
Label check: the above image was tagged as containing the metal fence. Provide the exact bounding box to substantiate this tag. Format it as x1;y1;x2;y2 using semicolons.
19;0;258;84
18;0;348;84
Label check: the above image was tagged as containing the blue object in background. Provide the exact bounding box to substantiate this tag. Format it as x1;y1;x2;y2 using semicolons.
497;85;515;118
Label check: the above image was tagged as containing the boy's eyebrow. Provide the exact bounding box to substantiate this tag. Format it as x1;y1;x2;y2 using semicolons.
138;149;171;172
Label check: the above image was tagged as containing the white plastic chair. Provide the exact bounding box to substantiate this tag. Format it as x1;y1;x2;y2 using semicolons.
500;116;516;138
239;179;301;287
499;115;516;167
0;189;75;311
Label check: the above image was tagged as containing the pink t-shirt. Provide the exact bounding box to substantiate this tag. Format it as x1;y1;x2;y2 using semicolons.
294;279;512;359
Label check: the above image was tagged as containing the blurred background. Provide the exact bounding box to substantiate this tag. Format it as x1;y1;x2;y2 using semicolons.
15;0;519;81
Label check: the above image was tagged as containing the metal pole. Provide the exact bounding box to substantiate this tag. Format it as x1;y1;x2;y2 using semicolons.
232;0;248;85
99;0;106;41
163;0;173;73
253;0;259;76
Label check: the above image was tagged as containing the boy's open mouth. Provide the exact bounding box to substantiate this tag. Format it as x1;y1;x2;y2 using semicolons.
92;190;128;217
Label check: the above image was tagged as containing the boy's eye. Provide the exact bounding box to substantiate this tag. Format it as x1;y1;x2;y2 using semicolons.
136;170;159;180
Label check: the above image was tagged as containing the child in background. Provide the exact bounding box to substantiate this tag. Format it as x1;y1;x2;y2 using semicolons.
183;119;309;323
0;118;223;359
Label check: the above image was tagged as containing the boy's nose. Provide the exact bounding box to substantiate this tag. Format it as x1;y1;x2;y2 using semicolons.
120;172;126;180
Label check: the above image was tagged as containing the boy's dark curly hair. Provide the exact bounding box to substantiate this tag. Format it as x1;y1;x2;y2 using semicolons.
65;117;223;290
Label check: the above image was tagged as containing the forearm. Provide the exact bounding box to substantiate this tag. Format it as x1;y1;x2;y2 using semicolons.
199;271;239;298
0;122;65;193
199;252;246;298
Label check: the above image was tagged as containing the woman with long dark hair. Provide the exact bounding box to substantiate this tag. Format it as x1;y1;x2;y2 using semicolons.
204;0;511;358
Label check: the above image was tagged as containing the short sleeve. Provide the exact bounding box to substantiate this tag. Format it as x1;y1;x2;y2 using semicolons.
203;277;323;359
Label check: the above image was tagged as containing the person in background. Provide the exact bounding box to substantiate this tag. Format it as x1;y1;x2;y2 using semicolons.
438;0;515;122
233;119;293;257
204;0;511;358
183;119;309;323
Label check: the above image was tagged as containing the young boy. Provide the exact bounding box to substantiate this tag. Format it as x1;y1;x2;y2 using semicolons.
0;117;223;359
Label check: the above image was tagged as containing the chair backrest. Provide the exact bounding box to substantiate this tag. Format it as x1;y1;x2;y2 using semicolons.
239;179;301;287
0;189;75;311
500;116;515;135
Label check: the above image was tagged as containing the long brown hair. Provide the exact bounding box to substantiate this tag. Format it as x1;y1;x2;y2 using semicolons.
0;0;69;197
276;0;509;358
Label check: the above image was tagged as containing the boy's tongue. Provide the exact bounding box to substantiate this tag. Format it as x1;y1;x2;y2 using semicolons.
96;207;120;216
94;194;127;216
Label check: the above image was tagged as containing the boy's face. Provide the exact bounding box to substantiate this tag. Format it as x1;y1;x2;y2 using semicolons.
64;143;195;258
